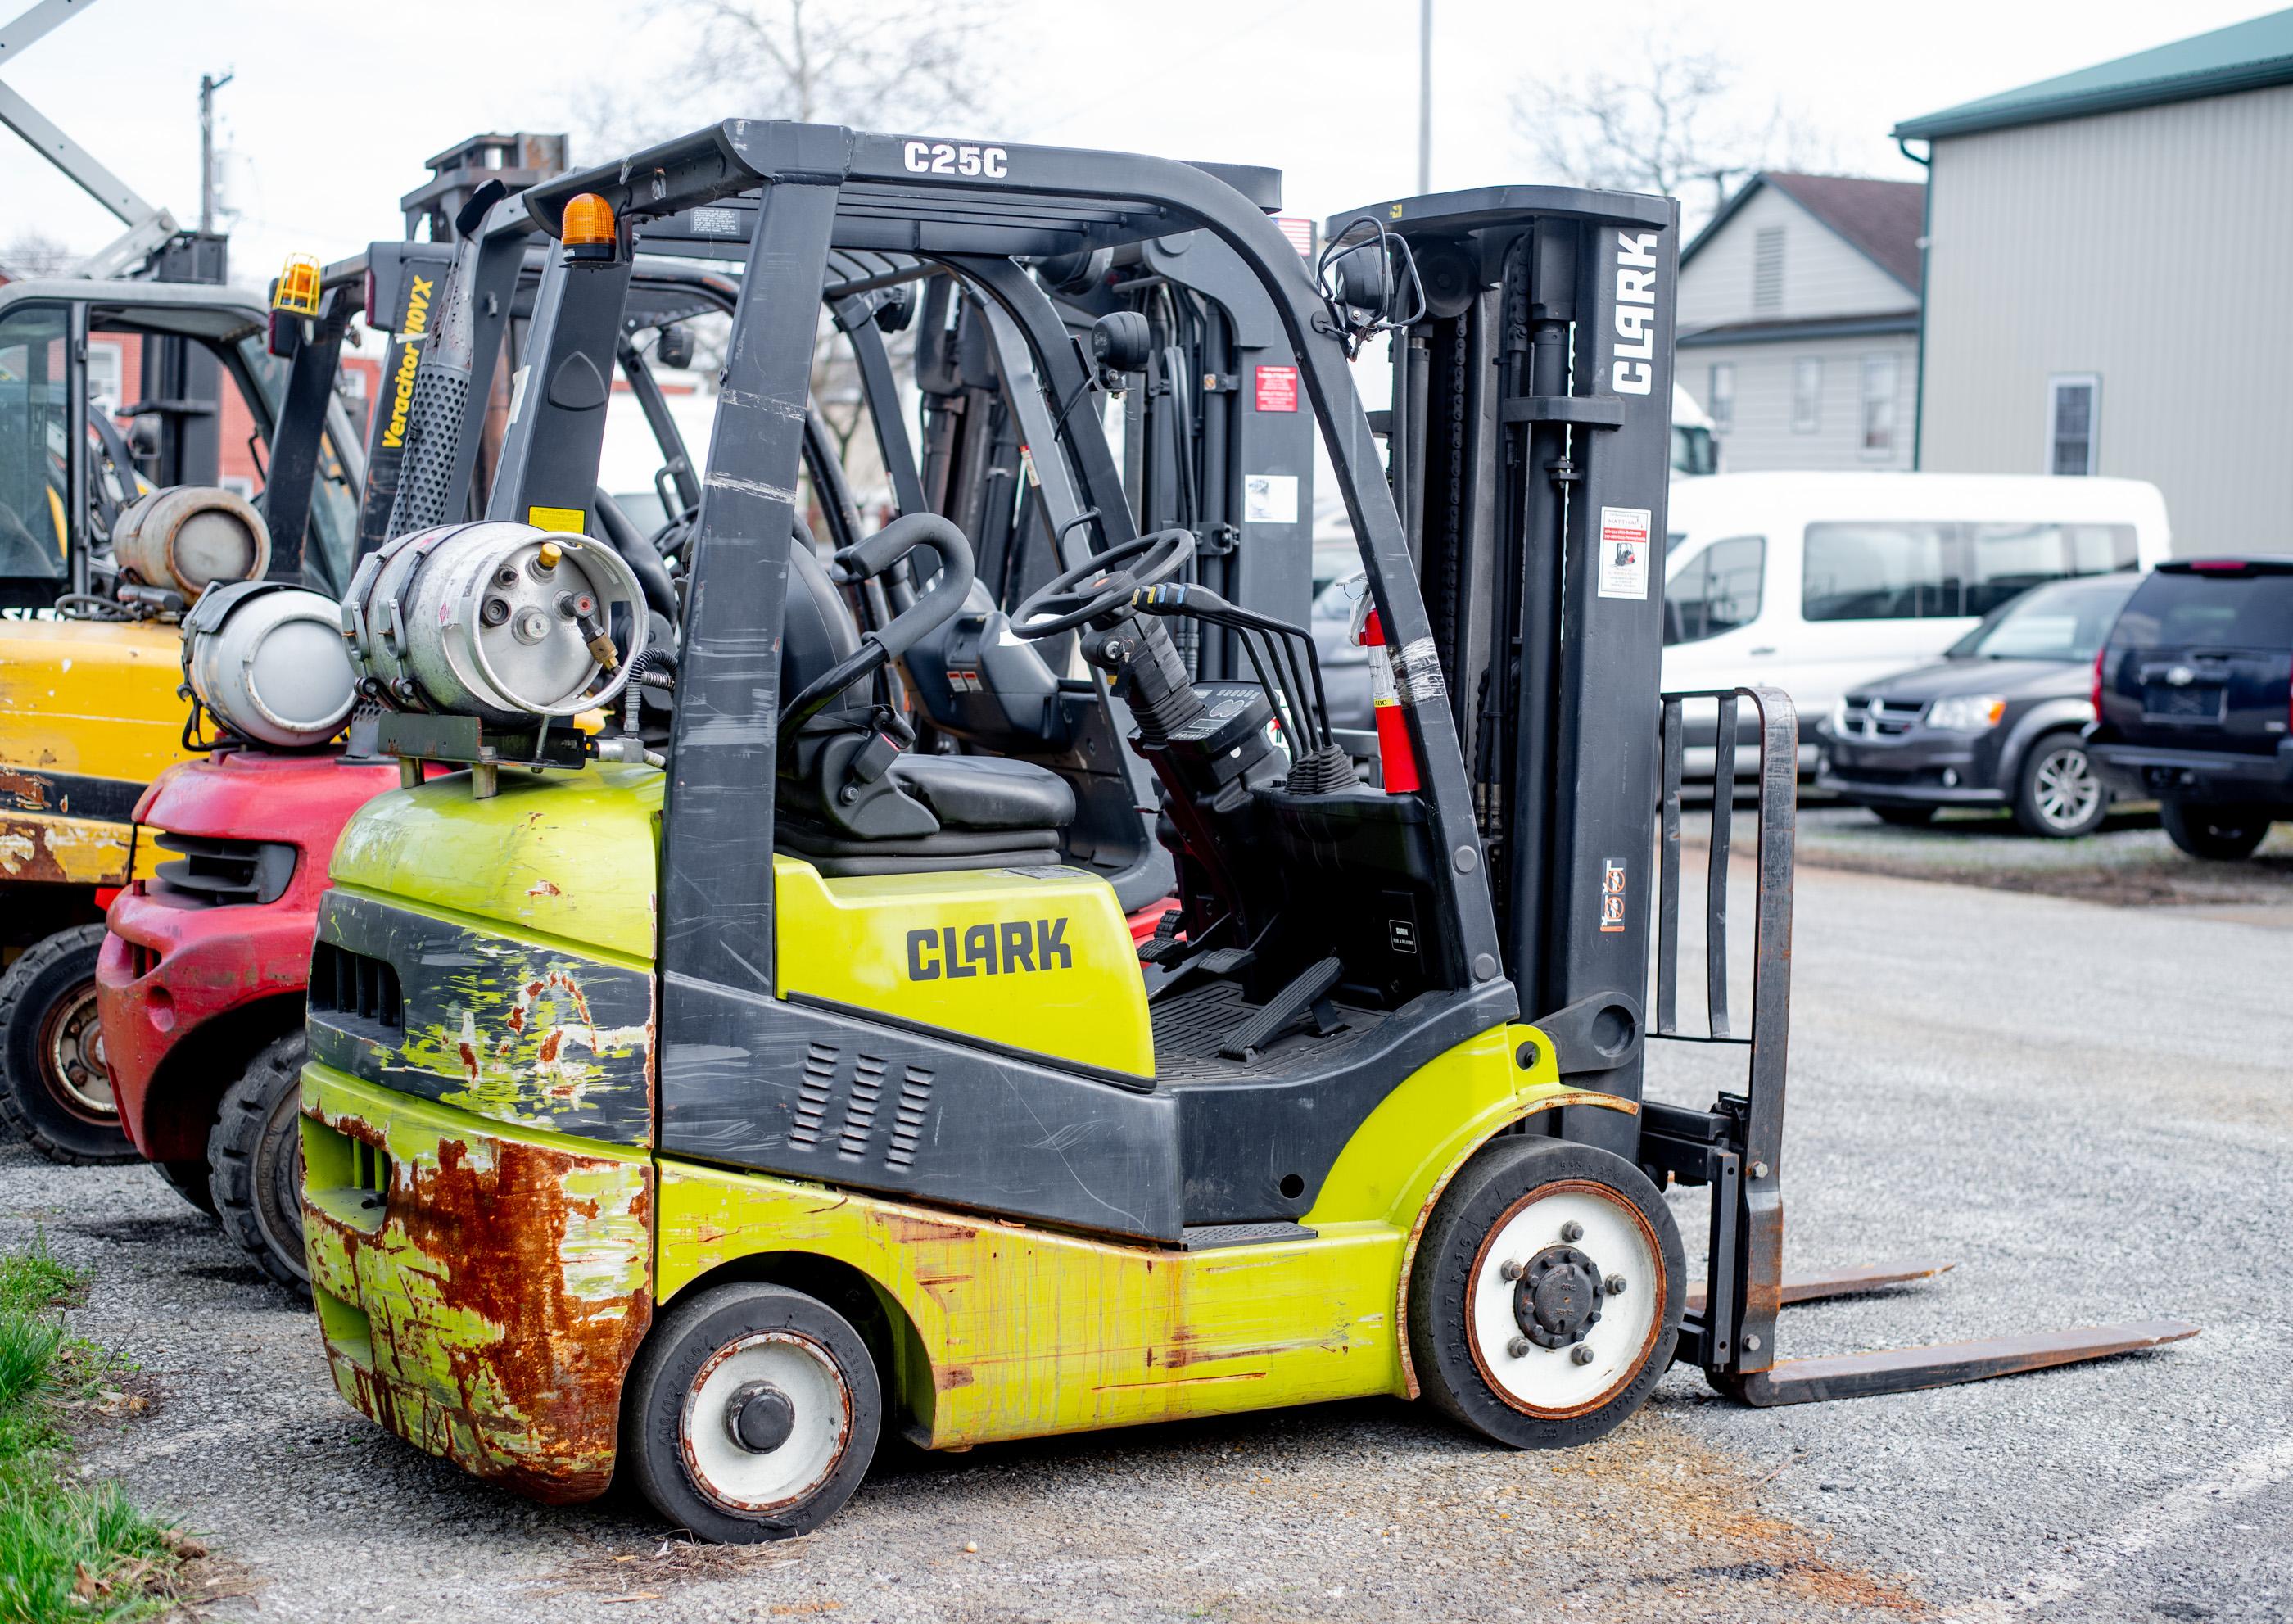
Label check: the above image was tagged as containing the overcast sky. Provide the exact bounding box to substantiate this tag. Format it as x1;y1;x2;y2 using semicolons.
1;0;2278;283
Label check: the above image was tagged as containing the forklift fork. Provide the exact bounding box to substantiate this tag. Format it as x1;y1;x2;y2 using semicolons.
1640;686;2197;1406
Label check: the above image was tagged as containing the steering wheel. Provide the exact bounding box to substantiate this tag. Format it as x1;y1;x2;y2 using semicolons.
1009;527;1196;640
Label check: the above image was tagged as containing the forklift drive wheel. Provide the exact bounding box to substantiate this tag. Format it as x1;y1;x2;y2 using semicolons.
0;925;136;1165
1409;1138;1683;1449
622;1282;880;1542
153;1158;218;1218
207;1031;309;1288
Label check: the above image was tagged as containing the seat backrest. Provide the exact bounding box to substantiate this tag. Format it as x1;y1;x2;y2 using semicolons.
781;525;867;722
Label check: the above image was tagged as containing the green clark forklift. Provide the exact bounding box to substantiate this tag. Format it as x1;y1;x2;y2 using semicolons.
296;124;2196;1541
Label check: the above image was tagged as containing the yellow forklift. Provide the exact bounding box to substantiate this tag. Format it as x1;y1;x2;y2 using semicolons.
298;125;2195;1540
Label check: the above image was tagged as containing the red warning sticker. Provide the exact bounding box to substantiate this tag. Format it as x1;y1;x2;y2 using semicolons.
1255;364;1299;413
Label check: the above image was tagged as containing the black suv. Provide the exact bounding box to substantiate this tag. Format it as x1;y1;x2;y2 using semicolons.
2087;559;2293;860
1818;574;2140;837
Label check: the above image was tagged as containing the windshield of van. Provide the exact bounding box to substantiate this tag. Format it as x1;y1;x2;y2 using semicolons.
1945;573;2138;663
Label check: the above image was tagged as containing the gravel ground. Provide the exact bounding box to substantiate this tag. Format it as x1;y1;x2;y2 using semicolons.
3;859;2287;1624
1788;800;2293;914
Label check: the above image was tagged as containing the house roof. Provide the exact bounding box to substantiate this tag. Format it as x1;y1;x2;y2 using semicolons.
1680;172;1925;296
1893;8;2293;141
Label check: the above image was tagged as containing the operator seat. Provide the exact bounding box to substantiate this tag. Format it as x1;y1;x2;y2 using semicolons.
776;526;1075;876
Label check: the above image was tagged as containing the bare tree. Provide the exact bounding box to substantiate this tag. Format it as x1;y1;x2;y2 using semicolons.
0;229;80;279
1512;36;1829;227
583;0;1013;154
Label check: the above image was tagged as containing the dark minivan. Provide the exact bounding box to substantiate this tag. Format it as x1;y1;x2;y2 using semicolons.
1819;573;2140;837
2087;559;2293;859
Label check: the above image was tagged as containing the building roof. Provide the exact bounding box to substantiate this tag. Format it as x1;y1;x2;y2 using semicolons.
1680;172;1925;295
1676;311;1921;348
1893;9;2293;140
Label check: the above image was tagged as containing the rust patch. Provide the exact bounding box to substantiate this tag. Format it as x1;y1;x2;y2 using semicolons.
882;1214;981;1246
537;1029;564;1065
1092;1371;1267;1393
328;1130;654;1505
934;1364;975;1392
0;816;68;883
526;880;562;898
0;766;52;810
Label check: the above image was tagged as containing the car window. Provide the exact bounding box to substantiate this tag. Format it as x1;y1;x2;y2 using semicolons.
2112;572;2293;651
1665;535;1762;645
1959;575;2138;663
1802;522;1956;621
1963;522;2137;617
1314;572;1365;621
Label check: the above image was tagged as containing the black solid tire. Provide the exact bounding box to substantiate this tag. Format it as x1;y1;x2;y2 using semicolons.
2012;733;2108;839
207;1029;309;1288
0;925;134;1164
1872;804;1936;827
2160;798;2271;861
1409;1137;1683;1450
153;1157;217;1218
622;1282;880;1543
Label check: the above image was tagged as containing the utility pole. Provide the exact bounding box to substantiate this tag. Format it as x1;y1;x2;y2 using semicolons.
198;69;233;233
1416;0;1431;193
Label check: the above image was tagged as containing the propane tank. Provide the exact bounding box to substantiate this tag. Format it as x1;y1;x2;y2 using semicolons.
343;519;647;723
180;581;358;749
111;486;270;599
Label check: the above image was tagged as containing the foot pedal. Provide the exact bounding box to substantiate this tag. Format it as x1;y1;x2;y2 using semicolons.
1196;948;1255;976
1183;1222;1318;1251
1219;957;1343;1061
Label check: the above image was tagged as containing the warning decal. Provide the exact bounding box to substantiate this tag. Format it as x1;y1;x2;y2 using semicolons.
1599;859;1627;933
1254;365;1299;413
1597;505;1652;600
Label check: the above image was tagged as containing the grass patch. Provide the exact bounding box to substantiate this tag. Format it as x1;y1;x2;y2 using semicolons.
0;1233;192;1624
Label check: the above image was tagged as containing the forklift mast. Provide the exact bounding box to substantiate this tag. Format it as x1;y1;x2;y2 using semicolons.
1331;190;1678;1142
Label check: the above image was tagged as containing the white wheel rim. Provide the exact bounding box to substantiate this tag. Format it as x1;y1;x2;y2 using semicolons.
681;1332;851;1514
2033;746;2098;829
1468;1181;1662;1418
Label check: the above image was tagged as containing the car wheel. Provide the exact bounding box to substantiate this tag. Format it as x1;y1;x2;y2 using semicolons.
2014;735;2107;839
1408;1138;1682;1450
622;1282;880;1543
208;1030;310;1288
2160;798;2271;861
0;925;136;1165
1873;805;1935;827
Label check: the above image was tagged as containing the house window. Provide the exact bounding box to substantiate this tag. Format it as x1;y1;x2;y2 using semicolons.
84;341;124;417
2048;374;2099;475
1753;225;1784;315
1791;357;1821;433
1707;362;1734;431
1861;354;1897;456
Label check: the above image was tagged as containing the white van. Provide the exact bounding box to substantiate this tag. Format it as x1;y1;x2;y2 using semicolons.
1671;384;1717;478
1661;472;2172;771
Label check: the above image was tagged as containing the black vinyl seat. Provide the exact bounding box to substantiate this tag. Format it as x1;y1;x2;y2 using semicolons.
777;531;1075;875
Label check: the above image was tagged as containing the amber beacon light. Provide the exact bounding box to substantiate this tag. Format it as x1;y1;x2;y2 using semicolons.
563;192;618;263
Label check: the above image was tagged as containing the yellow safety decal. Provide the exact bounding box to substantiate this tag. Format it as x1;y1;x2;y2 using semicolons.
527;505;587;534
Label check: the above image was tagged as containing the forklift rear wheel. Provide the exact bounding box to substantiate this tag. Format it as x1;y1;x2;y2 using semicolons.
622;1282;880;1542
208;1031;309;1288
153;1158;217;1218
0;925;135;1165
1409;1138;1682;1449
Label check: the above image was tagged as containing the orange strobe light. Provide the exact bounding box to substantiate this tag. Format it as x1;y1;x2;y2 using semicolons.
563;192;618;264
273;252;323;317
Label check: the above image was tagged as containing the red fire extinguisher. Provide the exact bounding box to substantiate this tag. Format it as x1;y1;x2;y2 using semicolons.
1354;596;1421;794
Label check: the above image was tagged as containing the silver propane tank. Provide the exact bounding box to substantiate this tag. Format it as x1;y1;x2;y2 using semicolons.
180;581;358;749
342;519;647;722
111;486;271;599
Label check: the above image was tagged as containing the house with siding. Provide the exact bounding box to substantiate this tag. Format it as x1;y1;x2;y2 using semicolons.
1675;172;1924;473
1896;9;2293;553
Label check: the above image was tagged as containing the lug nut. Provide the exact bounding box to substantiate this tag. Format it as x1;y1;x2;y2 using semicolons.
1604;1274;1626;1296
480;596;510;627
1505;1336;1530;1359
1570;1345;1595;1365
495;565;520;588
1559;1221;1584;1242
1499;1259;1525;1282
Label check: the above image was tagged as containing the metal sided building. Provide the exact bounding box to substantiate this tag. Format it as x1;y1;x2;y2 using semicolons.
1896;10;2293;554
